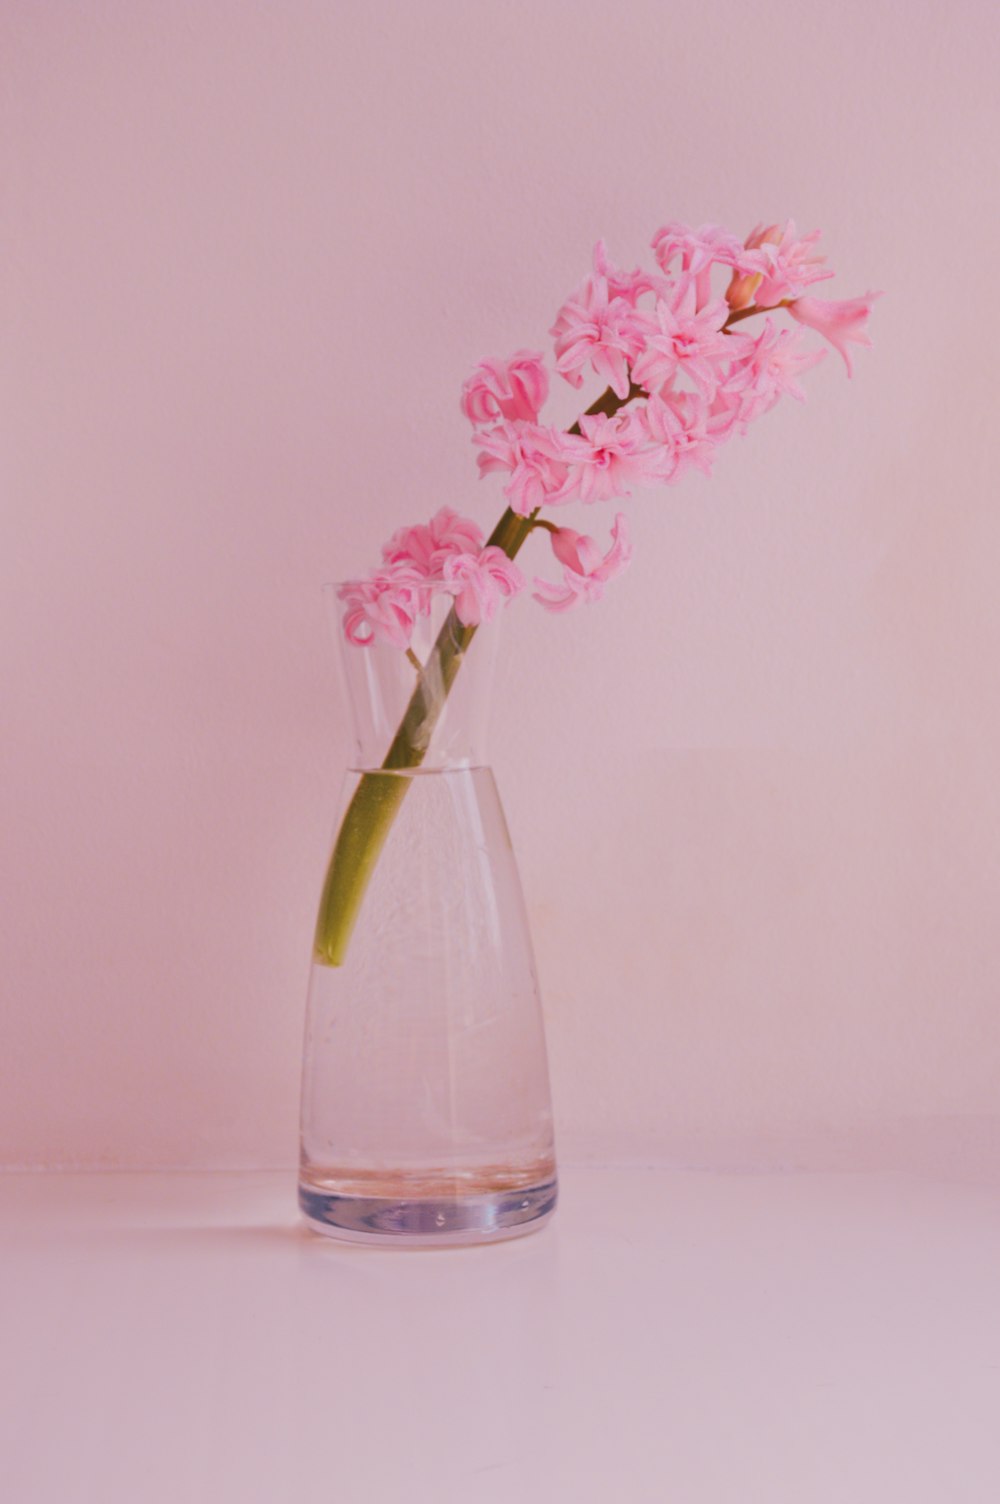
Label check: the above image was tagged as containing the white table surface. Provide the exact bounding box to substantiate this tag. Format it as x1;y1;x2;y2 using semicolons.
3;1165;999;1503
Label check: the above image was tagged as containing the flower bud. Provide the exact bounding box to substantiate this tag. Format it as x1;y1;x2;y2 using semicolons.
550;527;604;577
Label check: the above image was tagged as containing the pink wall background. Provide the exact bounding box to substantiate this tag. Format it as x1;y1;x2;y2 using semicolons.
3;0;999;1172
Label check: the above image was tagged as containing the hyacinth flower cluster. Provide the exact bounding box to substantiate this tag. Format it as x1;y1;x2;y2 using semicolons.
318;221;878;964
339;219;878;652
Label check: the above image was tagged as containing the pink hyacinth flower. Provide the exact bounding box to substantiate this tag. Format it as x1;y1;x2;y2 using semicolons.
442;546;525;626
705;383;750;442
651;222;748;276
381;506;484;574
640;389;723;482
337;566;424;649
474;421;569;516
788;292;881;376
548;411;662;505
632;277;741;399
748;220;835;309
724;319;826;422
533;513;632;612
591;239;658;305
651;222;754;310
460;351;550;426
550;274;646;400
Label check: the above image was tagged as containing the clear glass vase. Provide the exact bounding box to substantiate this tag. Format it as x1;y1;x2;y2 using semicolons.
298;588;558;1246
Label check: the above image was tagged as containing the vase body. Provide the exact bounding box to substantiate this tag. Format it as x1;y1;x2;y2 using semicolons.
299;591;557;1245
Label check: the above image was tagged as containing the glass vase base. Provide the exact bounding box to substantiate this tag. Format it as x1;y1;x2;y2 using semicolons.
298;1177;557;1248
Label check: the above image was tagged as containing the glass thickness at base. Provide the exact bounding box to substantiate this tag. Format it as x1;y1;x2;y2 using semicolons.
299;1175;558;1247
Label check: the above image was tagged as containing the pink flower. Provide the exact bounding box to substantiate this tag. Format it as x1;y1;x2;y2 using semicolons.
337;566;424;649
651;222;749;276
745;220;835;308
442;546;525;626
533;513;633;612
653;224;764;312
381;506;484;573
460;351;549;426
640;390;722;481
474;421;569;516
788;292;881;376
724;319;826;422
632;278;741;398
591;239;657;305
549;411;661;504
550;274;646;400
704;384;749;442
